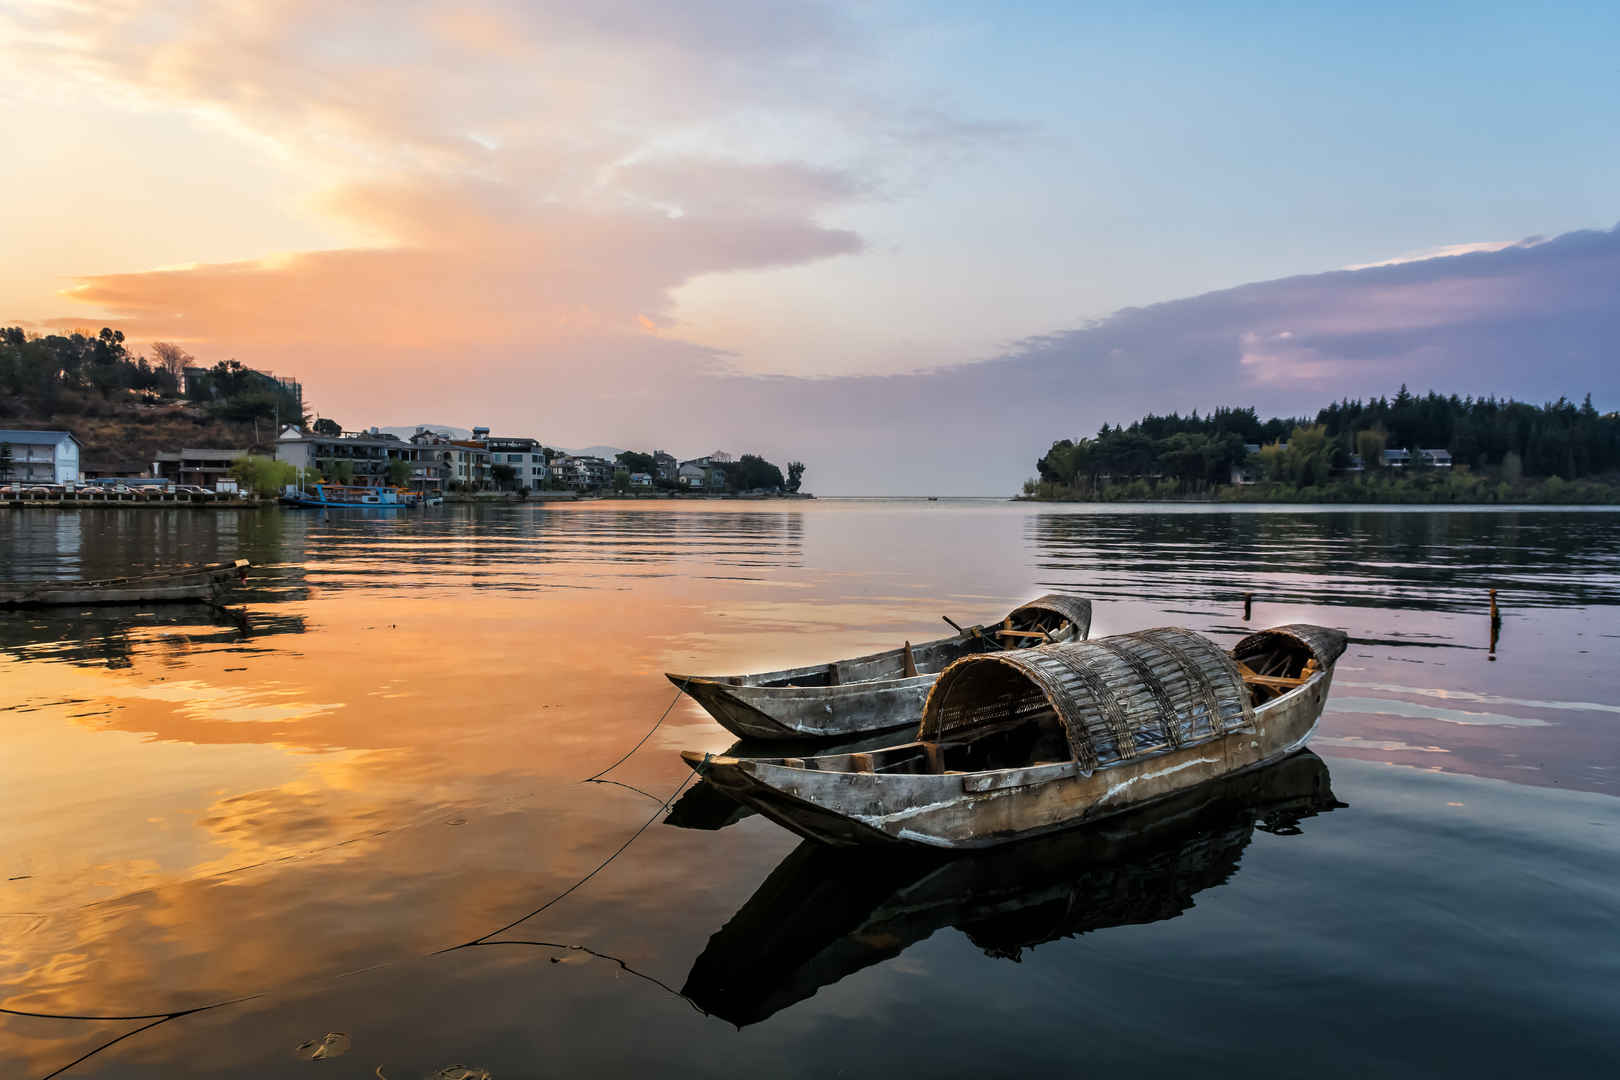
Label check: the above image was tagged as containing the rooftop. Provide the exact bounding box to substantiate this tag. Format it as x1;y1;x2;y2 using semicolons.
0;429;79;446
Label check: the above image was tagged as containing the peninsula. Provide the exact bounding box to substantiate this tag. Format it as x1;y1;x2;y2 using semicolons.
1023;388;1620;504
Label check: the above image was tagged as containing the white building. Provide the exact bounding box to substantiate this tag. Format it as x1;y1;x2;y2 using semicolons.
482;436;550;490
0;430;81;484
629;472;653;488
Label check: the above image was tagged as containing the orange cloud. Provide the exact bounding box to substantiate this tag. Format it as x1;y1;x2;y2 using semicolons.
58;181;859;349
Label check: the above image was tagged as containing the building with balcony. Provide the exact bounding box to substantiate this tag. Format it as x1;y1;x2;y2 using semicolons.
551;454;614;489
275;426;422;486
152;448;248;489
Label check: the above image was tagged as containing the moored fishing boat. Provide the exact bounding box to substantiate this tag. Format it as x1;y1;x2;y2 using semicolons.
666;594;1093;740
0;559;250;608
280;482;407;509
682;750;1341;1026
681;623;1345;849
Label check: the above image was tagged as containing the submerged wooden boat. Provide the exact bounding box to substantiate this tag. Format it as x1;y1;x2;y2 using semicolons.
683;750;1341;1026
0;559;250;608
667;594;1093;740
681;623;1345;849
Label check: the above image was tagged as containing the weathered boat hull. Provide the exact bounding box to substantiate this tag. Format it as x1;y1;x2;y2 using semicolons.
669;594;1093;741
0;560;250;609
682;751;1340;1026
670;674;936;740
683;668;1332;850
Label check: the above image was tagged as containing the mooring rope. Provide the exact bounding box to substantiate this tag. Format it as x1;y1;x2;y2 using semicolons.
23;682;701;1078
446;770;696;949
582;680;687;784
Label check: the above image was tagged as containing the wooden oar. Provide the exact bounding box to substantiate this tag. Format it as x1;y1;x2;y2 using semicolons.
942;616;1004;650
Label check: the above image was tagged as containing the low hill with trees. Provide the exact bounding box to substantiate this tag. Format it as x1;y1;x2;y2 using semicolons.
1027;388;1620;503
1;326;306;465
609;449;804;494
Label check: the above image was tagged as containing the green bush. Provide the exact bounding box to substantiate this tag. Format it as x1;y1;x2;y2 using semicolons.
229;455;296;497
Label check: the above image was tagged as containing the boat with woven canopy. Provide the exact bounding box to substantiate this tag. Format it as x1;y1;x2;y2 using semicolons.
667;594;1093;741
681;622;1345;848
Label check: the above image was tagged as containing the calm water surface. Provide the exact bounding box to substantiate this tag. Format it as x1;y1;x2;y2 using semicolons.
2;501;1617;1077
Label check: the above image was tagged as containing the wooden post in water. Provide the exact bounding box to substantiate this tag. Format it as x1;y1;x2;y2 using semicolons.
1243;592;1254;621
1489;588;1501;661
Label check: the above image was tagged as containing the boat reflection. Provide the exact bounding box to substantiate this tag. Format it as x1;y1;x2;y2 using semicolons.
682;750;1343;1026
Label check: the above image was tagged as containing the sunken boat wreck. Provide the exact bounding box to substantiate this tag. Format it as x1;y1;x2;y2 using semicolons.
681;623;1345;849
0;559;250;608
683;750;1342;1026
667;593;1092;741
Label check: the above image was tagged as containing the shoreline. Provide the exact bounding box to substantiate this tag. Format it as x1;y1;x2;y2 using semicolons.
2;491;818;510
1015;494;1620;506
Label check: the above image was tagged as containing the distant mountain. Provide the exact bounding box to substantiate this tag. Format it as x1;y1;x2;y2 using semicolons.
378;424;470;440
374;430;633;459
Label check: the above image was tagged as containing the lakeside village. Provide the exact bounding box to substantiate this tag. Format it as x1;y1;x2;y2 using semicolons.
0;329;805;505
0;424;808;506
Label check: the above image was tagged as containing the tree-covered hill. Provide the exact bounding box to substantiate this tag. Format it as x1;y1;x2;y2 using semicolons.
1030;388;1620;502
1;326;304;464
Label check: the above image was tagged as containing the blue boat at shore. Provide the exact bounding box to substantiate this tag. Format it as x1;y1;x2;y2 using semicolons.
280;483;408;509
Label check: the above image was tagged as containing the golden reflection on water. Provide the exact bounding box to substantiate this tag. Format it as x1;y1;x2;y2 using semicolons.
3;501;1619;1075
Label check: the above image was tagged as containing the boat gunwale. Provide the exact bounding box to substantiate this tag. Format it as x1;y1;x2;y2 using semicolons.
690;667;1326;790
666;593;1092;689
666;631;977;689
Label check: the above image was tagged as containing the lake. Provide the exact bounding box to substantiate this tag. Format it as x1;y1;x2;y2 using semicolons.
3;500;1618;1078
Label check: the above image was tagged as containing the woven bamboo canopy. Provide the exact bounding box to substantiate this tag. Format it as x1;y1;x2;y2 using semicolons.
1233;624;1348;670
1006;594;1093;638
919;627;1254;773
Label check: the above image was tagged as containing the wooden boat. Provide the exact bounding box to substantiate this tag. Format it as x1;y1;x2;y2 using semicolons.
0;559;250;608
683;750;1340;1026
666;594;1093;741
665;730;907;832
681;623;1345;849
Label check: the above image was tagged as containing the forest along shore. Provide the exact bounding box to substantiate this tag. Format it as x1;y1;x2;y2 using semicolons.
1023;389;1620;504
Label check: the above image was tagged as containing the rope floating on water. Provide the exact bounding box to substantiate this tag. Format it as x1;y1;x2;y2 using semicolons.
583;680;688;784
23;681;701;1077
449;770;696;949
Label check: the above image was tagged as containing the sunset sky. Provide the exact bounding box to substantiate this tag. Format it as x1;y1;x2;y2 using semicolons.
4;2;1618;492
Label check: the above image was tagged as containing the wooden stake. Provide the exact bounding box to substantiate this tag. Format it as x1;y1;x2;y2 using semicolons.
1243;592;1254;620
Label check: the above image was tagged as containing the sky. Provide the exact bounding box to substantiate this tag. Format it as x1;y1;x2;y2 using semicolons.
2;1;1617;493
